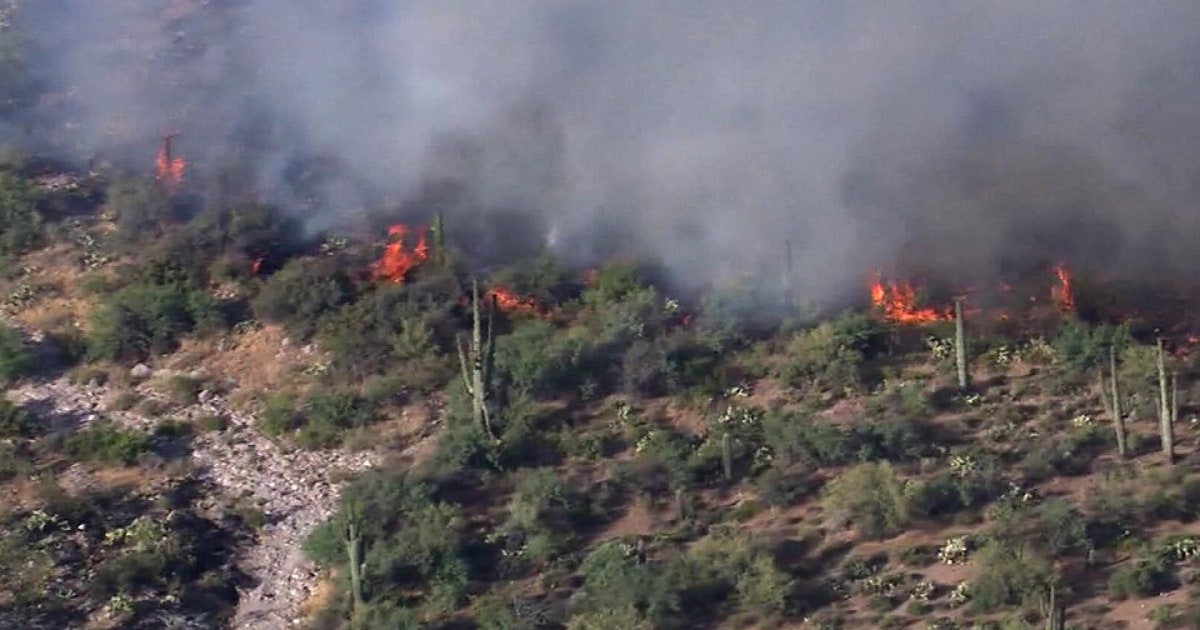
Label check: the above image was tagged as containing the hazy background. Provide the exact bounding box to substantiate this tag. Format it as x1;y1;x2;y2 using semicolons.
11;0;1200;306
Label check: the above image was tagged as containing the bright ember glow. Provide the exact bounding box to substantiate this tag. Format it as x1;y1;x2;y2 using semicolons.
1050;264;1075;314
868;272;951;324
484;287;545;317
154;135;185;190
370;224;429;284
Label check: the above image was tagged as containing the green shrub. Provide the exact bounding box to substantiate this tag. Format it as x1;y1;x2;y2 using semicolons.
86;280;225;362
104;178;173;243
63;422;151;465
315;284;453;382
1108;555;1175;600
823;462;913;539
252;256;356;339
968;541;1057;613
1051;320;1129;374
0;170;42;256
295;391;378;450
0;397;34;438
0;323;30;382
780;311;882;394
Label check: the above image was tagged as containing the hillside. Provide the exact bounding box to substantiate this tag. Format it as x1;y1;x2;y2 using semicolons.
2;154;1200;630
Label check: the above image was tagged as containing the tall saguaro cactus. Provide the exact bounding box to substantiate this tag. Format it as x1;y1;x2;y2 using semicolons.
1042;583;1065;630
1156;338;1175;465
1098;345;1127;459
430;210;447;265
343;505;366;609
954;297;969;390
722;433;734;482
457;277;498;440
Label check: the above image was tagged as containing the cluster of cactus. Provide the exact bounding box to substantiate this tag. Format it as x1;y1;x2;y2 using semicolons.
456;277;498;440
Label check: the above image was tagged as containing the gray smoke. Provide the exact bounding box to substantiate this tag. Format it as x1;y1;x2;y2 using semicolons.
14;1;1200;305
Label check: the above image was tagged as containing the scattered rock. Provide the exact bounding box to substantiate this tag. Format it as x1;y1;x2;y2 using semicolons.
6;372;379;629
130;363;153;380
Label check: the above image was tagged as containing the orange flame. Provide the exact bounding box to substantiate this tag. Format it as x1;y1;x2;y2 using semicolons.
869;272;951;324
1050;264;1075;314
154;135;185;189
250;256;264;276
484;287;545;317
370;225;429;284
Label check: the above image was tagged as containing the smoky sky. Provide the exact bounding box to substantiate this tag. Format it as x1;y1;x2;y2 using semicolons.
14;1;1200;304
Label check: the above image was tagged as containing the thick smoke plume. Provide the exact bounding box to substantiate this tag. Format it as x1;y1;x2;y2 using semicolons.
12;1;1200;308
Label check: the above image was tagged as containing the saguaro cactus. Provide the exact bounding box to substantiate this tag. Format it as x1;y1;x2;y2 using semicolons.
1156;338;1175;465
954;297;969;390
430;210;447;265
1042;583;1065;630
1098;345;1127;459
457;277;498;439
722;433;734;481
343;507;366;608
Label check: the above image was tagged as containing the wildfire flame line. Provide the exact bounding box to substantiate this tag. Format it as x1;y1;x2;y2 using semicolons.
869;272;951;323
869;264;1077;324
1050;264;1074;314
154;134;186;190
370;224;429;284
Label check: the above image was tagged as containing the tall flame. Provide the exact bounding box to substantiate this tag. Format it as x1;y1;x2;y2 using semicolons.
370;225;429;284
1050;264;1075;314
154;134;186;190
869;272;951;323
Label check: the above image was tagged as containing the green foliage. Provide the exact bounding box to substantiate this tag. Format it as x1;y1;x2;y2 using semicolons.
315;283;453;383
62;422;151;465
295;391;378;450
0;169;41;255
576;541;679;622
0;322;30;382
86;279;224;362
822;462;913;539
305;470;470;621
1108;554;1175;600
1052;320;1130;374
968;541;1058;613
0;397;33;438
252;255;356;339
105;178;173;243
780;311;883;394
582;262;650;307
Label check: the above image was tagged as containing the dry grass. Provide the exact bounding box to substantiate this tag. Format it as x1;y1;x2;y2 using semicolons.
161;324;321;407
299;574;336;621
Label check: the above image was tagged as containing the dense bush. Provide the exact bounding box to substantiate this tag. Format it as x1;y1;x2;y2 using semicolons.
86;279;224;362
0;323;30;382
0;169;42;256
1051;320;1130;374
62;422;151;465
780;311;884;394
294;391;379;450
305;471;470;624
252;255;356;339
823;462;913;539
315;282;455;383
104;178;175;243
